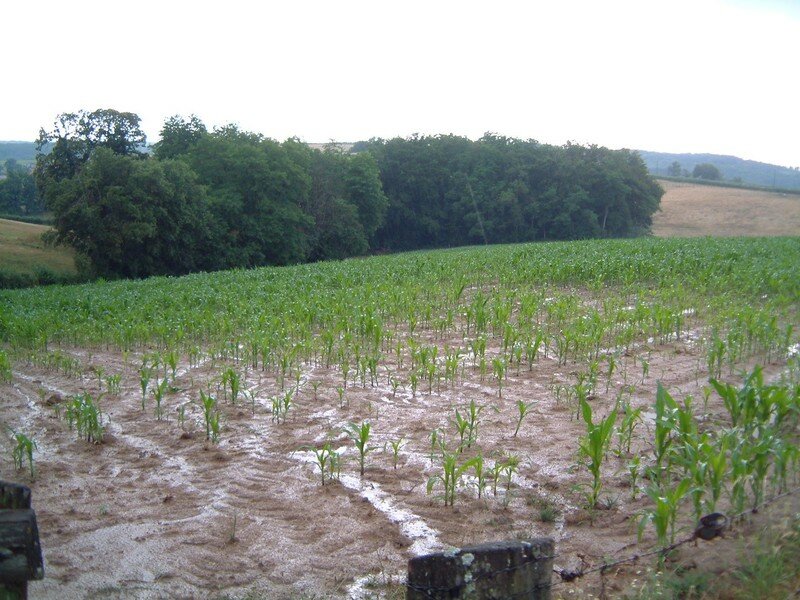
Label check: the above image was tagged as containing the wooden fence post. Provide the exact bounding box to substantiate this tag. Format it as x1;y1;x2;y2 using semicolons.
406;538;554;599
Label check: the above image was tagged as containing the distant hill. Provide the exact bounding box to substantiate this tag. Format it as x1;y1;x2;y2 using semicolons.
0;141;37;165
637;150;800;191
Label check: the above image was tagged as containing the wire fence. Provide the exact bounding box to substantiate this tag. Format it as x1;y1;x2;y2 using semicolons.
401;485;800;599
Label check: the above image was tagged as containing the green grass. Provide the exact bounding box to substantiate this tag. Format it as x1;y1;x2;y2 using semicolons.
0;217;78;287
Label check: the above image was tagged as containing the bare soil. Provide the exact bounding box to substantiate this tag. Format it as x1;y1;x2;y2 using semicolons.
652;180;800;237
1;324;793;599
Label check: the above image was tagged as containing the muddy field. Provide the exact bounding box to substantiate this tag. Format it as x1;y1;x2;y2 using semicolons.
2;316;794;599
652;180;800;237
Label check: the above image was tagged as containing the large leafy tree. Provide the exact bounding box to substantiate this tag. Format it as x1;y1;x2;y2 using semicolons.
184;126;314;267
366;134;663;249
153;115;207;160
35;109;147;208
43;147;218;278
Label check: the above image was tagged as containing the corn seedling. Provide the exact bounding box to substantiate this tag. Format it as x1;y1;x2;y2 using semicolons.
105;374;121;395
461;399;483;449
336;386;346;408
344;421;372;476
10;430;36;479
65;392;104;443
463;453;489;499
429;429;443;465
500;454;520;507
639;478;691;549
309;442;340;485
492;357;507;397
390;377;401;397
513;400;536;437
139;364;153;410
152;378;172;420
427;446;468;507
387;437;404;469
453;409;469;450
166;349;178;380
578;397;618;510
651;383;678;485
199;390;220;443
628;455;641;500
221;367;241;405
614;399;642;456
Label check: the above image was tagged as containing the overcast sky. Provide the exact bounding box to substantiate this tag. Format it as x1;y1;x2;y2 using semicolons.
2;0;798;167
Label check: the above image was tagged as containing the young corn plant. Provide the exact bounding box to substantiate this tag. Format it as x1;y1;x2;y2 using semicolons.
578;397;618;511
271;390;294;424
199;390;220;443
628;456;641;500
139;364;153;411
10;430;37;479
65;393;104;444
427;446;468;507
463;453;490;499
463;399;483;449
639;478;692;550
309;442;340;485
513;400;536;438
221;367;241;405
500;454;520;507
152;378;172;420
453;409;470;451
651;383;679;485
344;421;372;477
166;349;178;380
105;374;121;395
614;399;642;456
387;437;404;469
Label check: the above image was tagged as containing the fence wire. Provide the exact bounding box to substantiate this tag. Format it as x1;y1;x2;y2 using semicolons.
400;484;800;598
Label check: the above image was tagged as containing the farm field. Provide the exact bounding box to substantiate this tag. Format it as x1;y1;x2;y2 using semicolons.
1;237;799;599
652;179;800;237
0;217;77;277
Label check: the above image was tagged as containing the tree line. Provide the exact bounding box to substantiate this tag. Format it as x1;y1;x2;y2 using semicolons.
33;109;663;279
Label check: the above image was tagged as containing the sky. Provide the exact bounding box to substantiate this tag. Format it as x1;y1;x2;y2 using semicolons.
2;0;798;167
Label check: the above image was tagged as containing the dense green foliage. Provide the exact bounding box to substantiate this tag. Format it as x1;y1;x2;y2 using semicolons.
366;135;663;250
34;110;663;279
0;159;42;214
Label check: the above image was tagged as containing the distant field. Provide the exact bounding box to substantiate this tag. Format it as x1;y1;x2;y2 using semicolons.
653;179;800;237
0;218;76;276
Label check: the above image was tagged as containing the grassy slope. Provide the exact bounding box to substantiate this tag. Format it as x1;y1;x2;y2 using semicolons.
0;218;76;275
652;179;800;237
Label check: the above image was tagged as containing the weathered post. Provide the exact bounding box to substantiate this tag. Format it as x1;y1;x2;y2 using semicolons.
406;538;554;599
0;482;44;600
